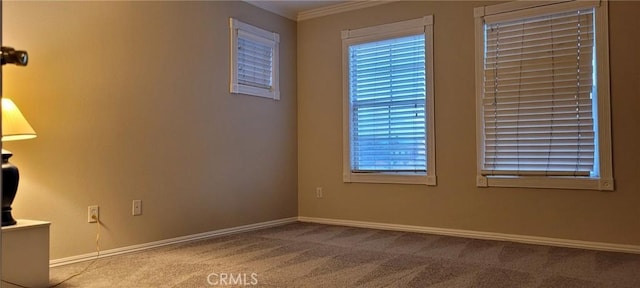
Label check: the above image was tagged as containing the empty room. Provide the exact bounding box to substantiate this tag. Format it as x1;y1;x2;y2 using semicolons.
1;0;639;287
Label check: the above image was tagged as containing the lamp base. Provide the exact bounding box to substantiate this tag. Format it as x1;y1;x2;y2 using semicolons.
2;150;20;226
1;210;17;226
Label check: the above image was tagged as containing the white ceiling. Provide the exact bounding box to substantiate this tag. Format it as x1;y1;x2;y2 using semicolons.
245;0;348;21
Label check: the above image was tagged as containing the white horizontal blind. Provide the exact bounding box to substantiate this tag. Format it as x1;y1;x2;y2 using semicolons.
237;32;273;90
349;34;427;172
482;8;596;176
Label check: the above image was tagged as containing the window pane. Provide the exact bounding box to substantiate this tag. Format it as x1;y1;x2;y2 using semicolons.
481;8;597;176
349;34;427;172
238;37;273;89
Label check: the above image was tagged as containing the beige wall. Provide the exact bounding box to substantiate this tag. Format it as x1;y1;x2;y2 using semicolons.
3;1;297;259
3;0;637;261
298;1;640;246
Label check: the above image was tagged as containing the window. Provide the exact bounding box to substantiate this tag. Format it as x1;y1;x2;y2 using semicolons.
229;18;280;100
342;16;436;185
474;1;613;190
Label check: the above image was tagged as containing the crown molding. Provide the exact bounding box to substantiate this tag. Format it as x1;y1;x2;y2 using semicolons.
297;1;398;21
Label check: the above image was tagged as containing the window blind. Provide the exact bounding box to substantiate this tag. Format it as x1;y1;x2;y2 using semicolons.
481;8;596;176
237;32;273;90
349;34;427;172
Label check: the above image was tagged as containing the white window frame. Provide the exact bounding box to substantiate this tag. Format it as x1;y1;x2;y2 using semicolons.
229;18;280;100
342;16;436;186
474;0;613;191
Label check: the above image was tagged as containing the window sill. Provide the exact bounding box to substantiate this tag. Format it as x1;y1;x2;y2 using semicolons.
476;175;614;191
231;84;280;100
344;173;436;186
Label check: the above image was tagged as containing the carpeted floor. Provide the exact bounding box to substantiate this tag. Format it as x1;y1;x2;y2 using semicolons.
49;222;640;287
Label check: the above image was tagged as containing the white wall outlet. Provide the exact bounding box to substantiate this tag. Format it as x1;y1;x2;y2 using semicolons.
88;205;99;223
316;187;323;198
132;200;142;216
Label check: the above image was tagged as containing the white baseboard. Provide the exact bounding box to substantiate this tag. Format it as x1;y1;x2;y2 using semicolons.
51;215;640;267
50;217;298;267
298;216;640;254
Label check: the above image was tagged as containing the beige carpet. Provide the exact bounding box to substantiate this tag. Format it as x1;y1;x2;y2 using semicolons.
50;222;640;287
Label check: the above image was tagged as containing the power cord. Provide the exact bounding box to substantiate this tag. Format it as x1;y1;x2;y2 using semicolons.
49;215;102;287
2;215;103;288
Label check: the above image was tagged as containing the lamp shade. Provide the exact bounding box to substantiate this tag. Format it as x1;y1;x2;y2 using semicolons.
2;98;36;142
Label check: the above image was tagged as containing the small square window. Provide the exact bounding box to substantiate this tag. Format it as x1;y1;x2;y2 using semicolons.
229;18;280;100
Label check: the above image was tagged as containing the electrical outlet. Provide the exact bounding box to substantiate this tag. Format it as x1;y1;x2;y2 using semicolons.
88;205;99;223
316;187;323;198
132;200;142;216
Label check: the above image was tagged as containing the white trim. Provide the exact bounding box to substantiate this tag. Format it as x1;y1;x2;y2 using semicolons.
474;9;487;188
49;217;297;267
344;173;434;186
297;1;398;22
298;217;640;255
49;215;640;268
231;18;279;42
474;6;485;18
484;0;600;24
341;16;432;39
425;19;437;187
485;177;613;191
483;0;574;17
594;0;613;191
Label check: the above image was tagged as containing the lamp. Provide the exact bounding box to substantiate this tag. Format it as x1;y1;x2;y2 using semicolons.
2;98;36;226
